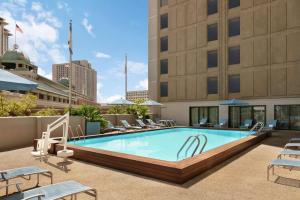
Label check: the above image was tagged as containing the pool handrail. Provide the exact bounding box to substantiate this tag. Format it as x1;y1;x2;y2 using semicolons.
185;134;208;158
177;134;208;160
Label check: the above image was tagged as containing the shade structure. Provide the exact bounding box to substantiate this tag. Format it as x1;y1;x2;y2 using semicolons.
220;99;248;106
108;98;135;105
140;99;163;106
0;69;37;91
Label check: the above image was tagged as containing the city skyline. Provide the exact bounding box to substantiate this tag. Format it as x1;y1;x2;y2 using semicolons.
0;0;148;103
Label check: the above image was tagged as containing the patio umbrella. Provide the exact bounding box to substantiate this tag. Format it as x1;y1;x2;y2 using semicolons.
140;99;163;106
0;69;37;91
108;98;135;105
220;99;249;128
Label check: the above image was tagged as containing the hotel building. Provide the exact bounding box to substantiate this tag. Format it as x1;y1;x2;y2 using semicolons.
148;0;300;130
126;90;149;101
52;60;97;103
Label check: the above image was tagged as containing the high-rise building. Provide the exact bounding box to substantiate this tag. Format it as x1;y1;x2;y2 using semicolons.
0;17;12;56
126;90;148;101
148;0;300;130
52;60;97;102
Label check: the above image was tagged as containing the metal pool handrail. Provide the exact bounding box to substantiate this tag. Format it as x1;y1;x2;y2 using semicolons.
76;125;86;143
250;122;265;134
177;134;208;160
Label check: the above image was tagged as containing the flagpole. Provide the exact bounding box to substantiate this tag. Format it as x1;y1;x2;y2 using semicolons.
14;21;16;49
125;54;128;100
68;19;72;109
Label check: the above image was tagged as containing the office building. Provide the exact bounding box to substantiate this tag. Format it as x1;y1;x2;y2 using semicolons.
126;90;149;101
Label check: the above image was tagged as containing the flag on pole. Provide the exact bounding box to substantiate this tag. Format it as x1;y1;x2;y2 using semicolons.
16;24;23;33
68;20;73;55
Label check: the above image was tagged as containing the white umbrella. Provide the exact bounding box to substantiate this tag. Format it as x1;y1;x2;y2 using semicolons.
108;98;135;106
140;99;163;106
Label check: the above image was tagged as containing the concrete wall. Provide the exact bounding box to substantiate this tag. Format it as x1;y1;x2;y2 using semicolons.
0;116;85;152
161;97;300;126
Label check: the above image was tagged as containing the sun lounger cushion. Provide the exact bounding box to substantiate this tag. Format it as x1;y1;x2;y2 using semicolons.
271;159;300;168
3;181;92;200
0;166;49;181
279;149;300;156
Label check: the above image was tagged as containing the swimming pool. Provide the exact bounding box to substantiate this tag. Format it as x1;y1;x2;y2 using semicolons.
59;127;268;183
70;128;251;161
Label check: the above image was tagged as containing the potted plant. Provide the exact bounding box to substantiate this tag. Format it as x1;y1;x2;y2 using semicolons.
70;105;108;135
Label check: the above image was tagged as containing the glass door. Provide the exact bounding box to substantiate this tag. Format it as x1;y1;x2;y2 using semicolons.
240;107;252;125
208;107;219;125
229;107;240;128
290;105;300;130
274;105;289;129
190;107;199;126
253;106;266;124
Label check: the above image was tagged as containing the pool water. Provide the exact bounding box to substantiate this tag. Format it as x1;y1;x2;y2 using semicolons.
70;128;252;162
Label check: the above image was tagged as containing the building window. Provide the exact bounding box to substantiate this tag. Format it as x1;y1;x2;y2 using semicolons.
160;0;168;7
160;59;168;74
207;77;218;94
207;50;218;68
207;23;218;41
39;94;44;100
228;46;240;65
228;17;240;37
160;36;168;52
229;106;266;128
160;14;168;29
207;0;218;15
228;0;240;9
160;82;168;97
228;74;240;93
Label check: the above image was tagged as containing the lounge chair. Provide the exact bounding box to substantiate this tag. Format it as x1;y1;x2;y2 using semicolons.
289;138;300;143
136;119;157;128
120;120;142;129
0;166;53;195
263;120;277;131
159;120;171;127
1;180;97;200
277;149;300;159
240;119;253;129
198;118;208;127
169;120;177;127
214;119;227;128
146;119;165;127
284;143;300;149
267;159;300;181
105;121;126;132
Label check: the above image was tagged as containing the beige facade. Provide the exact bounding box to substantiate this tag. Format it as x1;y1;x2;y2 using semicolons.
126;90;149;101
148;0;300;127
52;60;97;102
0;18;11;56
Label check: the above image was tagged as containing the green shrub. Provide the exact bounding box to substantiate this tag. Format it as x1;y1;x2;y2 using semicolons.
35;108;60;116
126;99;149;119
69;104;108;128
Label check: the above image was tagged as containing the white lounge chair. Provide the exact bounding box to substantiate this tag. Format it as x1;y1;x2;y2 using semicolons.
146;119;165;127
289;138;300;143
120;120;142;129
0;166;53;195
277;149;300;159
214;119;227;128
263;120;278;131
267;159;300;181
284;143;300;149
136;119;157;128
1;180;97;200
105;121;126;132
240;119;253;129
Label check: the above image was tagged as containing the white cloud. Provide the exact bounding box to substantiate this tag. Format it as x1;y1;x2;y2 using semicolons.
82;15;94;37
100;94;123;103
14;0;27;7
38;67;52;80
57;1;71;13
135;79;148;90
95;52;111;59
127;61;147;74
0;1;66;66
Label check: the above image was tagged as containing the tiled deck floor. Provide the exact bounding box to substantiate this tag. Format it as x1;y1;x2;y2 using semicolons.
0;130;300;200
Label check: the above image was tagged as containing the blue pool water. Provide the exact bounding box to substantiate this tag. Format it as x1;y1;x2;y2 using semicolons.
70;128;252;162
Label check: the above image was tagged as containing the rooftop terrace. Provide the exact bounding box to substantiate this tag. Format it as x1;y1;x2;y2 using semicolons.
0;130;299;200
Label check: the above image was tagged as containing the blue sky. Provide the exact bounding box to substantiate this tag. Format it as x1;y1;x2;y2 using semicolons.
0;0;148;103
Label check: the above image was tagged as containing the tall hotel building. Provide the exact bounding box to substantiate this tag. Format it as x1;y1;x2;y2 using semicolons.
148;0;300;130
53;60;97;103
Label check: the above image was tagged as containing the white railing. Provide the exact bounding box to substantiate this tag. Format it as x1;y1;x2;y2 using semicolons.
250;122;264;134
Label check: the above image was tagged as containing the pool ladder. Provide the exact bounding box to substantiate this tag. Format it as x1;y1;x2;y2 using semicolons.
68;125;86;143
177;134;208;160
250;122;265;134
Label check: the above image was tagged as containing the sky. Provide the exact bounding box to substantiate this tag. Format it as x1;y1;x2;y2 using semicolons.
0;0;148;103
